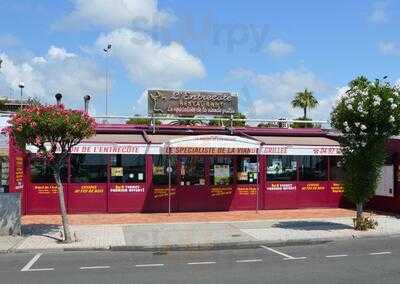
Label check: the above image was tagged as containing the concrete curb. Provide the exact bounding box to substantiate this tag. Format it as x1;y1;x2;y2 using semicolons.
5;232;400;254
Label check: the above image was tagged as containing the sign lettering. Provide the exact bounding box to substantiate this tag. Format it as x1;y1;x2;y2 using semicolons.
148;90;238;115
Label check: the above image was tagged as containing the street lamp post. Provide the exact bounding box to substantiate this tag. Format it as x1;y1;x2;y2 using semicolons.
103;44;112;123
18;82;25;110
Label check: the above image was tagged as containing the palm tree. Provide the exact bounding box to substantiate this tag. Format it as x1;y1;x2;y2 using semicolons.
291;88;319;119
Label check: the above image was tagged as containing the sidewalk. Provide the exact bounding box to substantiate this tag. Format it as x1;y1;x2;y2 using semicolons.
2;209;400;253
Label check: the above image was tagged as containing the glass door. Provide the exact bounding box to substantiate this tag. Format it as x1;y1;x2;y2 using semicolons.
177;156;208;211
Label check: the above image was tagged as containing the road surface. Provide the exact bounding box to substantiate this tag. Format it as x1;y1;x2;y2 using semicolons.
1;236;400;283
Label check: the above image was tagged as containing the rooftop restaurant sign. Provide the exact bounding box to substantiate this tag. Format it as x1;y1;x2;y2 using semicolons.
148;90;238;115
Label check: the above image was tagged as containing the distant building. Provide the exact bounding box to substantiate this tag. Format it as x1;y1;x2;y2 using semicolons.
0;97;30;112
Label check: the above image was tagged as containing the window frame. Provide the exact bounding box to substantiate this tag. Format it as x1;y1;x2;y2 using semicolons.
237;156;258;185
110;154;146;183
299;155;328;181
210;156;234;186
266;155;298;182
70;154;108;183
329;156;344;181
179;156;206;186
30;156;68;184
152;155;177;186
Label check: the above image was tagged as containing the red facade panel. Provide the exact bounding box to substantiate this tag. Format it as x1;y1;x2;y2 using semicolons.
144;187;177;212
327;182;345;208
297;181;329;208
27;183;65;214
67;183;107;213
264;182;298;209
176;186;209;212
209;187;234;211
230;185;258;210
108;183;146;213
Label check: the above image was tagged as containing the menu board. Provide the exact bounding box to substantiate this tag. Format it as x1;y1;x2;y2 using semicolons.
153;166;165;175
214;165;230;185
111;167;123;177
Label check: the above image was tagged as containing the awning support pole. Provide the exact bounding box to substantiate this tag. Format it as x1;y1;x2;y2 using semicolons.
168;146;171;216
256;149;260;213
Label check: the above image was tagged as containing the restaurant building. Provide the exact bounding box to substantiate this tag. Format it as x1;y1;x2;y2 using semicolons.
7;90;400;214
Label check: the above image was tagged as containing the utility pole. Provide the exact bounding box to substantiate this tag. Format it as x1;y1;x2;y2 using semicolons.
103;44;112;123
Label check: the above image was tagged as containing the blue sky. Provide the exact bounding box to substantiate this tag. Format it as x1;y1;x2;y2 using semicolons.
0;0;400;121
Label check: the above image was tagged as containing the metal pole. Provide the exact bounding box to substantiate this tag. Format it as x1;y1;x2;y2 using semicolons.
103;44;112;123
168;146;171;216
20;88;23;109
105;54;108;122
256;149;260;213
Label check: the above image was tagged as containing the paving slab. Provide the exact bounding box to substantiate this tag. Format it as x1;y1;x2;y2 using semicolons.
122;223;257;248
16;225;126;251
0;236;24;253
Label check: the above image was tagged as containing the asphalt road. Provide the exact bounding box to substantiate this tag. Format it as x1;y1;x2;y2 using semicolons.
1;236;400;284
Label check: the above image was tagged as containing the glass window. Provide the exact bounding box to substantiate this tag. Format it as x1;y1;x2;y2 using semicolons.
71;154;107;183
267;155;297;181
210;157;233;186
180;156;205;186
0;156;9;192
237;156;258;184
299;156;327;181
30;158;67;183
152;155;177;186
329;156;344;181
110;155;145;183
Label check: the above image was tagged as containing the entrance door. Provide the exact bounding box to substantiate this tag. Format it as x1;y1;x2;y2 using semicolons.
177;156;208;211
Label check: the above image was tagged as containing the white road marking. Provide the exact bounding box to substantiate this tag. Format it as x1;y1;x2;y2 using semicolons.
21;253;54;272
187;261;216;265
369;252;391;255
260;245;307;260
236;259;263;263
135;264;164;267
80;266;110;270
326;254;348;258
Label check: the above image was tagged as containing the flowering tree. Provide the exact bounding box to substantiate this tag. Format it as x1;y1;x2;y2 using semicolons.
7;105;96;242
331;76;400;229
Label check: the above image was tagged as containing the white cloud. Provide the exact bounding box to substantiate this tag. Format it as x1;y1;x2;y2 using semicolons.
264;39;295;58
228;68;333;120
96;28;205;88
369;1;389;23
378;41;400;56
32;57;47;64
0;47;105;108
56;0;173;30
47;46;77;61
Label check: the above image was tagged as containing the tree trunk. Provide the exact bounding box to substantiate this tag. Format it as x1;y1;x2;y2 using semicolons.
356;202;364;220
303;107;307;120
53;169;74;243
